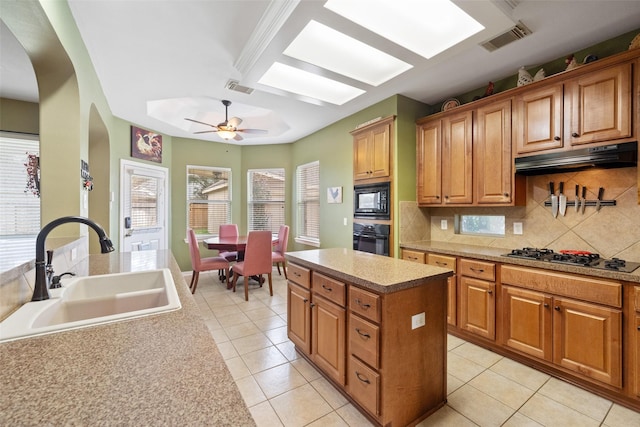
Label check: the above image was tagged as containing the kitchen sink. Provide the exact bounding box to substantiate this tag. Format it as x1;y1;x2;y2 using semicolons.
0;269;181;342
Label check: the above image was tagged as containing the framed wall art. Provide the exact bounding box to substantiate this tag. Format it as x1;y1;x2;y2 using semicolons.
327;186;342;204
131;126;162;163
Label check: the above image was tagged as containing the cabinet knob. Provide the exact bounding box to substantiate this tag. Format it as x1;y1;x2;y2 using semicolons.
444;195;449;199
436;195;440;199
554;136;561;141
303;298;308;303
355;371;371;384
544;303;549;308
571;132;579;138
554;306;561;311
487;290;493;295
310;303;316;308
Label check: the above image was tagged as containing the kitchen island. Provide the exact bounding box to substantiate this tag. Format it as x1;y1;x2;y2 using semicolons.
0;250;255;426
285;248;454;427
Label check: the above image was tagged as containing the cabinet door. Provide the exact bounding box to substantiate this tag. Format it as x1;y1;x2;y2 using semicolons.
427;254;457;326
635;314;640;398
475;99;513;204
502;286;552;361
459;276;495;340
370;122;391;178
312;295;346;385
354;132;372;180
416;120;442;205
287;282;311;354
514;84;564;154
552;297;622;387
566;63;632;146
442;111;473;204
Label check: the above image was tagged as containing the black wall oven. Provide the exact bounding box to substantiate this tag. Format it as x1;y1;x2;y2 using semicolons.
354;182;390;220
353;223;390;257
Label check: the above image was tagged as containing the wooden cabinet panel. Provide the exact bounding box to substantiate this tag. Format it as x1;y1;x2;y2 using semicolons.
459;258;495;281
442;110;473;204
460;276;496;340
427;254;456;271
475;99;514;204
352;117;392;181
370;123;391;178
288;263;310;289
402;249;426;263
427;254;457;326
514;84;564;154
287;282;311;354
349;314;380;369
353;132;371;180
566;63;632;146
552;296;622;387
312;295;346;385
348;355;380;416
635;314;640;398
349;286;381;323
416;120;442;205
502;285;552;360
312;272;345;307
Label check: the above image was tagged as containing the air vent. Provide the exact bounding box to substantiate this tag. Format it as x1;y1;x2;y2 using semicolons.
226;80;254;95
481;21;532;52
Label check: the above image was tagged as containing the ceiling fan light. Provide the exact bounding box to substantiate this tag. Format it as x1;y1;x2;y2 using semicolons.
217;130;237;140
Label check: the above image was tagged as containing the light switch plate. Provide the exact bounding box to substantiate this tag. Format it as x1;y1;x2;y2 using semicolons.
514;222;523;235
440;219;448;230
343;217;347;226
411;312;425;329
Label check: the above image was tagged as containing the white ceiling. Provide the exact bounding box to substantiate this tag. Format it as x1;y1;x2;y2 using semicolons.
2;1;640;145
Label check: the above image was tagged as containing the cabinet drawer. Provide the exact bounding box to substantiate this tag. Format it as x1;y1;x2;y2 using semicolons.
350;286;381;323
427;253;457;272
349;314;380;369
312;272;346;307
402;249;426;264
348;355;380;416
288;263;310;289
635;287;640;312
459;258;495;281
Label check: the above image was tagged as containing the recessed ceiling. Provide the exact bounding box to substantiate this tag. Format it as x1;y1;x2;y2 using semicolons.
2;1;640;146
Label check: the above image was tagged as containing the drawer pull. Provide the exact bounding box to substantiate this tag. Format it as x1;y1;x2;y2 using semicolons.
355;298;371;309
470;267;485;273
355;371;371;384
435;261;449;267
355;328;371;339
322;284;333;292
293;272;301;277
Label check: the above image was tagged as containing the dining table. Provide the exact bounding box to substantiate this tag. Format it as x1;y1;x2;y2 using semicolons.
204;234;278;287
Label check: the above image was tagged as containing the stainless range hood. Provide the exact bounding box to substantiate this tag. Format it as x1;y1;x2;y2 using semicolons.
515;142;637;175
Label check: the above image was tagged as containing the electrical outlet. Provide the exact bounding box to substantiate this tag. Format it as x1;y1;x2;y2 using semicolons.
514;222;523;235
343;217;347;226
440;219;448;230
411;312;425;329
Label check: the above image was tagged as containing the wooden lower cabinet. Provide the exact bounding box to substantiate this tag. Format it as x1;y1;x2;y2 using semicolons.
502;285;552;360
459;259;496;340
636;287;640;398
311;294;346;385
427;254;457;327
287;282;311;354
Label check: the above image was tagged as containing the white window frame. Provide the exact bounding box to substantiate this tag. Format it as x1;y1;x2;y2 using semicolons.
186;165;232;239
247;168;285;233
295;160;320;247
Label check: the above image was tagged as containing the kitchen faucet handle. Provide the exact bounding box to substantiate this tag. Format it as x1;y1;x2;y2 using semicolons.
50;272;76;289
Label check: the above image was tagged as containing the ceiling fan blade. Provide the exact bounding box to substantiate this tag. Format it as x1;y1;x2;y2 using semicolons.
237;128;268;135
185;117;218;129
233;133;244;141
227;117;242;128
193;130;217;134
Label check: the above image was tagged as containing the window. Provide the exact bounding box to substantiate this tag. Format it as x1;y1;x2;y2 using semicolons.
456;214;505;237
0;132;40;270
248;168;285;233
295;161;320;246
187;166;231;237
130;175;158;228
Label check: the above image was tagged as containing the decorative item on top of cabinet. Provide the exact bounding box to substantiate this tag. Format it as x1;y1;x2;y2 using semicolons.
459;258;496;340
351;115;394;182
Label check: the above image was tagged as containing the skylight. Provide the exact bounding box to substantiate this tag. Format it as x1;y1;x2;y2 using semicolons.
258;62;365;105
324;0;485;59
283;20;412;86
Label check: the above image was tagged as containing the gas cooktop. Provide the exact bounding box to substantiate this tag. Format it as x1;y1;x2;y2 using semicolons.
503;248;640;273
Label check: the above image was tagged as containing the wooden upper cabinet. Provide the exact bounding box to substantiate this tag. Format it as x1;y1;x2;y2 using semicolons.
514;84;564;154
352;116;393;181
566;63;632;146
416;119;442;204
475;99;514;204
442;110;473;204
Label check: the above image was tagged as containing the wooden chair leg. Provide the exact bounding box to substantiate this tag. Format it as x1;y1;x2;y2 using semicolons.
231;272;238;293
190;271;200;294
224;267;230;287
282;262;287;279
276;263;282;275
244;277;249;301
268;273;273;296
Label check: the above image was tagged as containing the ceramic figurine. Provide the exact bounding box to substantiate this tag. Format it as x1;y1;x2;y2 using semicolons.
517;67;533;86
533;68;545;81
565;54;579;70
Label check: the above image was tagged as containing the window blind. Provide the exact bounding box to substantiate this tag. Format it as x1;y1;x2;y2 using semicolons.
248;168;285;233
187;166;231;236
296;161;320;245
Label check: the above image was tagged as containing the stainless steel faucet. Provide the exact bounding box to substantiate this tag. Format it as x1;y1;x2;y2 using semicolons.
32;216;115;301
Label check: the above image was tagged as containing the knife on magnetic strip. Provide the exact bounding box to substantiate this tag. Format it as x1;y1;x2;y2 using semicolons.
558;182;567;216
580;186;587;214
596;187;604;212
549;182;558;218
574;184;580;212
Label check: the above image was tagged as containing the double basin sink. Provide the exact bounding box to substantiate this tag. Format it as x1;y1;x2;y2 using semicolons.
0;269;181;342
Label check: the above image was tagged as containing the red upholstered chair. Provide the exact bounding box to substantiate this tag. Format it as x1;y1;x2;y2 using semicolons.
231;230;273;301
187;228;229;294
218;224;239;262
272;225;289;279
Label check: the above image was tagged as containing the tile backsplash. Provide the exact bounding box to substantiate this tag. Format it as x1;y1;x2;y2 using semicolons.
400;167;640;261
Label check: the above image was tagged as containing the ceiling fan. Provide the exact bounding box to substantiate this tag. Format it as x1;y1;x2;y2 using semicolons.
185;100;268;141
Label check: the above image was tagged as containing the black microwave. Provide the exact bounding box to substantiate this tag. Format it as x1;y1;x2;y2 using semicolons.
354;182;390;220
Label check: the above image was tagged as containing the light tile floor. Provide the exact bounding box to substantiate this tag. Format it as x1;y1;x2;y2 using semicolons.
190;269;640;427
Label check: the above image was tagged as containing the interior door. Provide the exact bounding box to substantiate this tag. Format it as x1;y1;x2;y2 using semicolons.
120;159;168;252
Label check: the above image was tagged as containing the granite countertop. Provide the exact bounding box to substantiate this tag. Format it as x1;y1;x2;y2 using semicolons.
0;250;256;426
285;248;453;293
400;241;640;284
